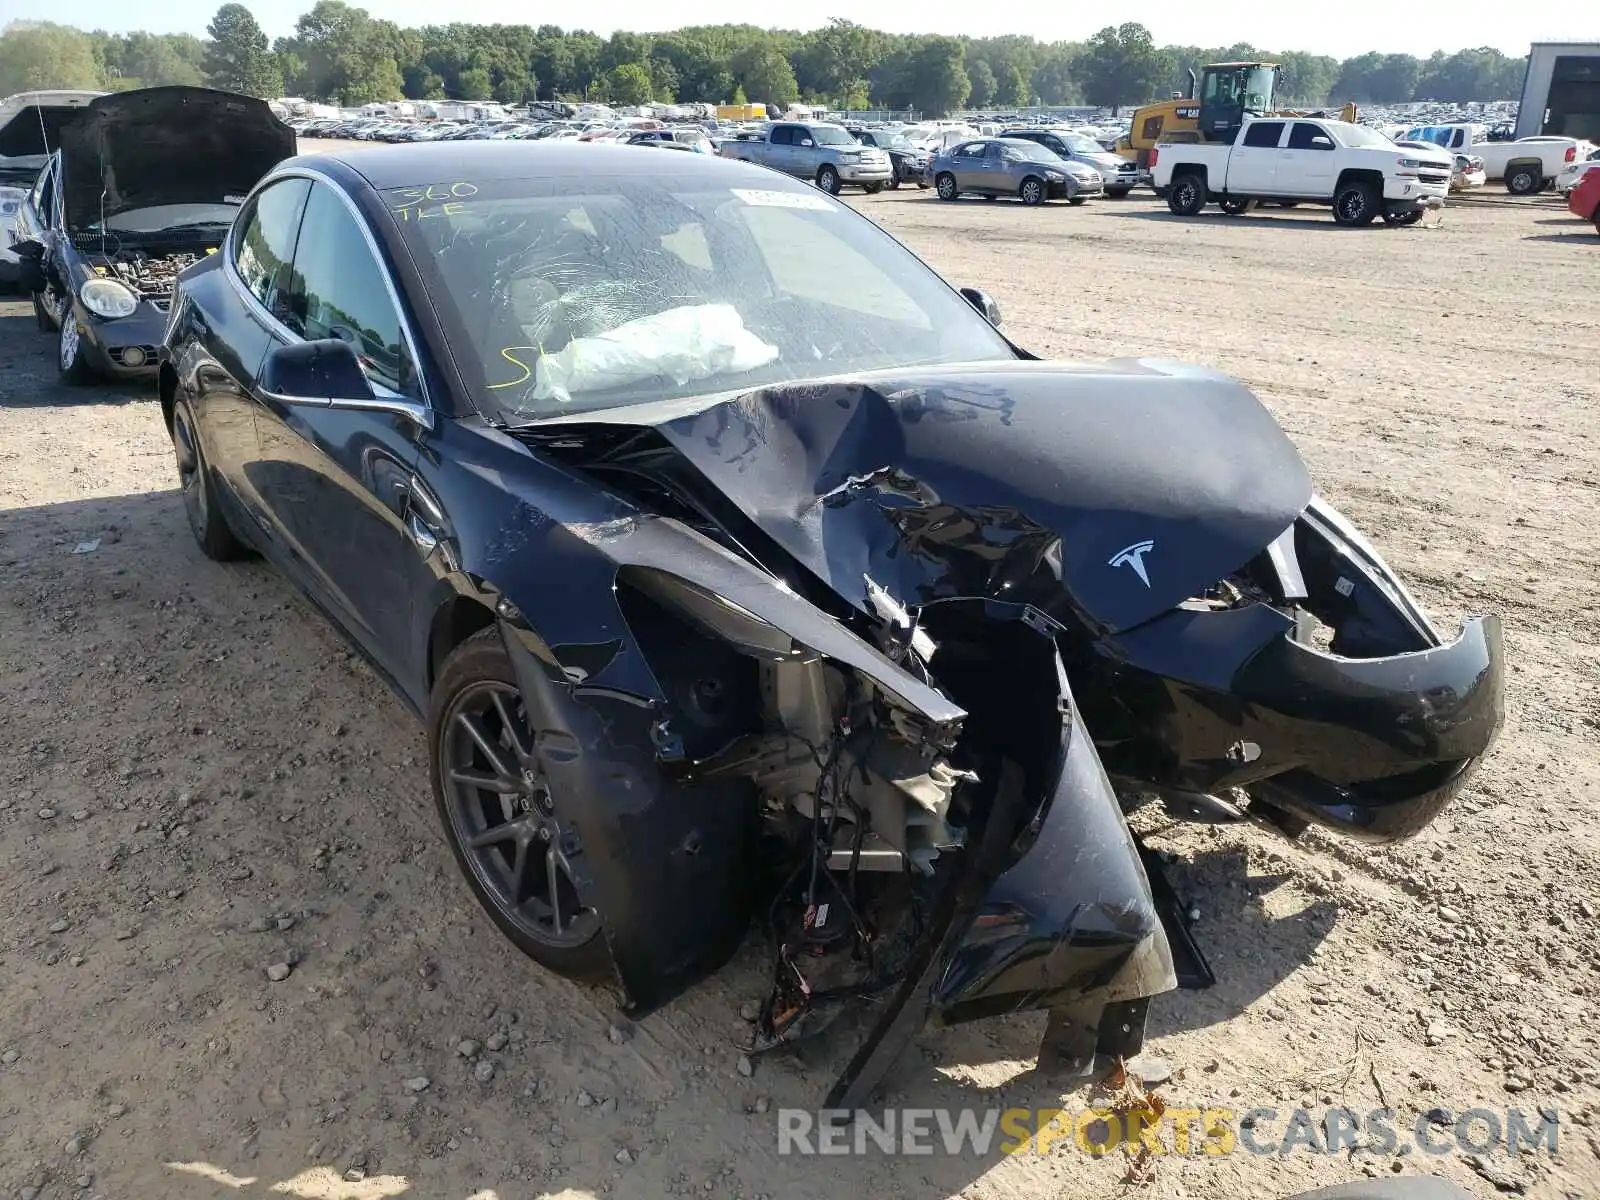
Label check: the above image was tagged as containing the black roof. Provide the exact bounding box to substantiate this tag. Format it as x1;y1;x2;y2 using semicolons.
284;140;790;191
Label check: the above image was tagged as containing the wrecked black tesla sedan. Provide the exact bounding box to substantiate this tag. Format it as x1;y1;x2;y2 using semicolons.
12;86;294;383
158;142;1504;1109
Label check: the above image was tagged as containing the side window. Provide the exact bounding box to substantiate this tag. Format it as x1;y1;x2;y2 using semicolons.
282;183;414;396
955;141;983;157
233;178;311;318
1287;123;1331;150
1046;136;1068;155
1141;115;1164;141
32;161;55;224
1450;129;1464;149
1242;121;1285;148
769;125;793;146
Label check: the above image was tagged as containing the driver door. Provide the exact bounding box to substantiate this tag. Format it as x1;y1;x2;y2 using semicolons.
789;126;821;178
1280;122;1338;197
247;179;432;685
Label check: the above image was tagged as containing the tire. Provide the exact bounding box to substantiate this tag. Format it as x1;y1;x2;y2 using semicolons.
1166;173;1206;216
57;310;97;385
1106;188;1132;199
1332;180;1379;226
886;175;900;190
862;181;884;195
816;165;841;195
916;179;929;189
1505;164;1539;195
1219;197;1255;215
33;289;56;332
1383;208;1424;226
1273;201;1301;208
1067;196;1088;205
169;395;249;561
935;172;958;201
429;628;612;982
1019;176;1045;206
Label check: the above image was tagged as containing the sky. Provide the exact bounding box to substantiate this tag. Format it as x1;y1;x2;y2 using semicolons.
2;0;1586;60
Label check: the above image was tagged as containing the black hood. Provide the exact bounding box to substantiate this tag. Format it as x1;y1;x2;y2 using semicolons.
575;360;1313;634
59;87;295;231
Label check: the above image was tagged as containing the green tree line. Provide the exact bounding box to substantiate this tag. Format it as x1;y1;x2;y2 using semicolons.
1;9;1529;115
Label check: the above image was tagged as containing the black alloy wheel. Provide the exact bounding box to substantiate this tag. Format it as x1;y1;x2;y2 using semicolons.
1333;181;1379;226
431;631;608;978
171;397;248;560
1167;174;1206;216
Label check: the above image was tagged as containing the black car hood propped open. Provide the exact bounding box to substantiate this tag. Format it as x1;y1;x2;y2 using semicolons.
58;86;295;231
606;359;1313;634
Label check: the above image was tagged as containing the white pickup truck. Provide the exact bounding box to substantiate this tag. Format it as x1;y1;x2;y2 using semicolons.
1152;116;1453;226
1398;124;1598;194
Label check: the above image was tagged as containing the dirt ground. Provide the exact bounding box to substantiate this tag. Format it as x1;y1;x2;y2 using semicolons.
1;161;1597;1200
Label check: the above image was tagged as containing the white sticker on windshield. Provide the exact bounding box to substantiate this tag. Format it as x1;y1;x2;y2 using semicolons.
731;187;834;211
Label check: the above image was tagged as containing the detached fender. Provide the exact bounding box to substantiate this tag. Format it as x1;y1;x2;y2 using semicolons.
499;617;759;1013
934;687;1176;1023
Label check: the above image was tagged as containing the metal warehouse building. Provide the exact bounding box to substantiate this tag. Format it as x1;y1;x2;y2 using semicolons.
1516;42;1600;139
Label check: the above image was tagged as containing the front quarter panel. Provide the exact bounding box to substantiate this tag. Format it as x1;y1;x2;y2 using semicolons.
411;417;965;1012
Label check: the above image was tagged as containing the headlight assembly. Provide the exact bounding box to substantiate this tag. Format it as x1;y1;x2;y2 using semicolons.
80;278;139;319
1045;170;1066;181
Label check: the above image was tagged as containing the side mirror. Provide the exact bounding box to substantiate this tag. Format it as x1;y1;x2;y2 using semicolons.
260;338;375;406
799;138;814;147
11;238;44;260
1311;136;1334;149
960;287;1002;328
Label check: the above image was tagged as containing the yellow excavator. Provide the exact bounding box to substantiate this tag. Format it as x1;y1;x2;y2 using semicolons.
1117;62;1359;170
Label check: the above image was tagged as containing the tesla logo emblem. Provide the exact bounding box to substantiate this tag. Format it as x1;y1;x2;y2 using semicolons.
1109;540;1156;587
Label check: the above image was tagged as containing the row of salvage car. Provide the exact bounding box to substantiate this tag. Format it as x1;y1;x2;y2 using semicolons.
1;86;1506;1111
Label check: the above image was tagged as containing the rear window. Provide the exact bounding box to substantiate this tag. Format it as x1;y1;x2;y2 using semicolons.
1242;122;1284;148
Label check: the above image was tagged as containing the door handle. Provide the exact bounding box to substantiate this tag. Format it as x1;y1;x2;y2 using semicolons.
406;510;439;553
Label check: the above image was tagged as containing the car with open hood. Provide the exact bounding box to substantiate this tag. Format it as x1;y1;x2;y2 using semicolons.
156;141;1503;1107
12;86;294;383
0;90;104;291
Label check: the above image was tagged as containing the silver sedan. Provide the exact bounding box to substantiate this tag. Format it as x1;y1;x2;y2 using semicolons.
930;138;1105;206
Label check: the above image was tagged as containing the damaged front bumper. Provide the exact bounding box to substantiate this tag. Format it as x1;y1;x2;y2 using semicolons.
68;300;168;378
1082;495;1505;843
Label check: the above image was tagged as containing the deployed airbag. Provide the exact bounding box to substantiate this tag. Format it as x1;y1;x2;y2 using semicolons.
531;303;778;404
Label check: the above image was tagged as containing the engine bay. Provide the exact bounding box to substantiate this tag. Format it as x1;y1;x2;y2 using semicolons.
93;249;202;301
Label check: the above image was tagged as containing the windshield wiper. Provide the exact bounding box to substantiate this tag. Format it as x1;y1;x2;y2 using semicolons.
153;219;234;232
